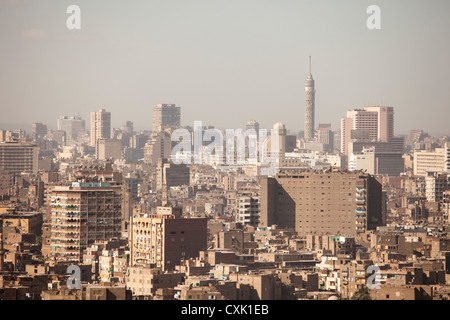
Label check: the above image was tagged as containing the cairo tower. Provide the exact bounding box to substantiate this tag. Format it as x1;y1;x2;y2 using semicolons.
304;56;315;141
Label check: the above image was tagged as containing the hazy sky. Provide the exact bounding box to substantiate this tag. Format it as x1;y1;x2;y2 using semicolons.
1;0;449;136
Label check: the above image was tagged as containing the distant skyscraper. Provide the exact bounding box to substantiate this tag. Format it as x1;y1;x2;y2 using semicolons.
317;123;334;152
143;131;172;166
121;121;134;134
245;120;260;133
152;104;181;133
304;56;315;141
31;122;47;140
446;142;450;172
96;138;122;160
340;106;394;156
270;122;287;161
57;116;85;144
364;106;394;142
90;109;111;147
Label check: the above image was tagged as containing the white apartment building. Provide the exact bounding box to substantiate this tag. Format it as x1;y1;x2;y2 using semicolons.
413;148;446;176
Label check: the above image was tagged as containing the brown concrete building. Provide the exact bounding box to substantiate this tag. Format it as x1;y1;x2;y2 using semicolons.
49;182;123;262
370;285;433;300
0;142;39;175
84;283;131;300
1;211;42;236
306;235;356;257
215;229;246;252
156;158;190;191
259;171;384;237
0;170;13;196
96;138;122;160
126;265;185;297
229;271;282;300
130;211;207;271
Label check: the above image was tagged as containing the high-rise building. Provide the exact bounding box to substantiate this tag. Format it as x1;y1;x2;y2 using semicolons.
130;133;149;150
348;145;404;176
445;142;450;172
0;142;39;174
341;109;378;155
156;158;190;191
96;138;122;160
130;208;207;271
285;135;297;153
152;104;181;133
90;109;111;147
348;109;379;140
349;147;376;174
364;106;394;142
340;106;394;156
267;122;287;162
121;121;134;134
57;116;86;144
49;182;123;262
413;148;446;176
373;152;405;176
340;117;353;156
143;131;172;166
32;122;48;140
0;170;13;196
425;171;448;203
443;191;450;223
245;120;260;134
259;171;384;237
333;130;341;154
317;123;334;152
304;57;315;141
236;194;260;226
348;138;405;176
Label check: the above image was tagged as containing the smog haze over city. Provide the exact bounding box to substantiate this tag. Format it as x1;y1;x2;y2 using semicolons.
1;0;449;136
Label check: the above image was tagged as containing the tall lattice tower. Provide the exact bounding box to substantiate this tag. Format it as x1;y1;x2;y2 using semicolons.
304;56;315;141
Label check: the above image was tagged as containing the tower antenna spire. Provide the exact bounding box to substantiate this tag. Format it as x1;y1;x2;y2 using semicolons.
309;56;312;74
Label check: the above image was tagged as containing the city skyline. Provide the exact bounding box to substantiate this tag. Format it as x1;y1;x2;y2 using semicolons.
0;0;450;136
